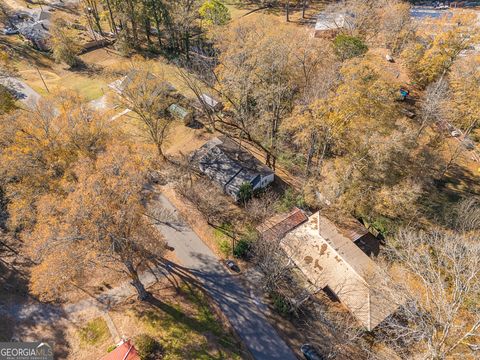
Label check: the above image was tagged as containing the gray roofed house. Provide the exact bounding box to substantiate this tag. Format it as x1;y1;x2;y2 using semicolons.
34;10;53;22
19;20;51;51
191;136;275;201
108;70;176;95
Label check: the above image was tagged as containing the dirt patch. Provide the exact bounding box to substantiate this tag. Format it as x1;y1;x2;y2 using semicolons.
164;122;213;157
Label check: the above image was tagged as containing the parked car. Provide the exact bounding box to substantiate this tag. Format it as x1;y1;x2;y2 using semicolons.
4;27;19;35
300;344;324;360
224;259;240;273
463;138;476;150
451;129;462;137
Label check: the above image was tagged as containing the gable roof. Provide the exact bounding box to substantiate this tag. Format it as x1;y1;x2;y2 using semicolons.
322;212;369;242
191;136;273;195
256;207;309;242
199;94;223;110
281;212;398;331
33;9;53;22
108;70;176;95
101;340;140;360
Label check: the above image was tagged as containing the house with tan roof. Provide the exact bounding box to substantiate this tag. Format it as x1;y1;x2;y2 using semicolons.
280;212;398;331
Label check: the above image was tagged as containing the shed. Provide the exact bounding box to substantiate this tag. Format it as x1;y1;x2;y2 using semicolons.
19;20;51;51
199;94;224;112
167;103;193;123
34;10;52;22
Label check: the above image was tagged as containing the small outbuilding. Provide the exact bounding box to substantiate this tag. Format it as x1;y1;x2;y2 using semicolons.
19;20;51;51
199;94;224;112
167;103;194;124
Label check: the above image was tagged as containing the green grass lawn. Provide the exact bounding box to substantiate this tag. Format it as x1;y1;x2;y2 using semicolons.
64;74;106;101
78;317;110;346
134;285;243;360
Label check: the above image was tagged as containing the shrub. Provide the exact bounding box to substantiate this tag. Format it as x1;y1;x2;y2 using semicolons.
233;239;250;258
238;182;253;205
270;291;290;317
78;318;109;345
333;35;368;61
370;216;393;237
0;85;16;115
133;334;162;360
276;189;306;213
199;0;231;26
50;20;83;68
219;239;232;257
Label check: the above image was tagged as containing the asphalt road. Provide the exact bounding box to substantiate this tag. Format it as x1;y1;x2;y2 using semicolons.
0;77;41;108
155;194;298;360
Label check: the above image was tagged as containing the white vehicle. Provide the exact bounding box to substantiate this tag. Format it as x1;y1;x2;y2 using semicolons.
451;130;462;138
4;28;19;35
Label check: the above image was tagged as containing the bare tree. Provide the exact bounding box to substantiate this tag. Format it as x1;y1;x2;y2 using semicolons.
245;190;280;225
418;79;448;138
378;226;480;359
113;67;176;161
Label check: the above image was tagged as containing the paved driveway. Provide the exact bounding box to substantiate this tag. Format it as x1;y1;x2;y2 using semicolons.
154;194;298;360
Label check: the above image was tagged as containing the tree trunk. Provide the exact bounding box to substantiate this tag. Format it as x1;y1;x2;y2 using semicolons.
156;142;166;162
105;0;117;35
302;0;307;18
90;0;103;36
125;260;149;300
145;17;152;46
286;0;290;22
184;30;190;61
125;0;139;47
305;132;317;177
151;3;163;48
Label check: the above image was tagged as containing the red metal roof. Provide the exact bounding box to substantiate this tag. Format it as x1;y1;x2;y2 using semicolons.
101;341;140;360
257;207;308;242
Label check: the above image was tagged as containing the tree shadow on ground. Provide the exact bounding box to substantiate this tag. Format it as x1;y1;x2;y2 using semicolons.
417;163;480;229
68;62;104;76
152;258;249;358
145;294;216;334
0;271;71;359
0;242;70;358
0;38;52;69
